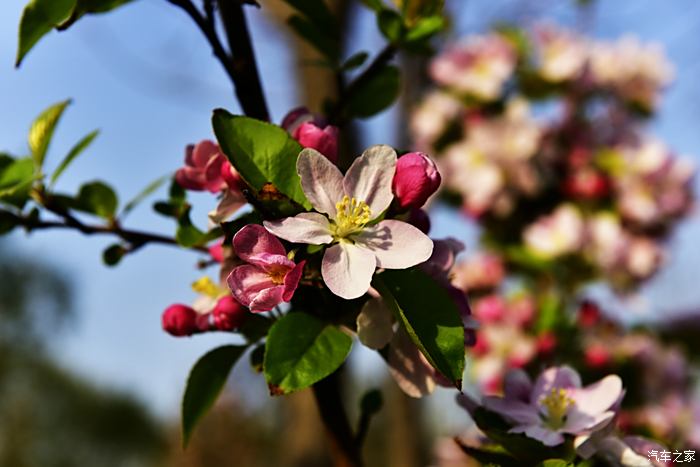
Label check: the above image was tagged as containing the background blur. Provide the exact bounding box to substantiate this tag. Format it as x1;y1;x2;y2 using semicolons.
1;0;699;465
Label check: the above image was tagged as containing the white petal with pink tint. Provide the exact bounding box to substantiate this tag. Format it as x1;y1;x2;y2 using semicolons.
343;145;396;217
263;213;333;245
569;375;623;416
357;297;394;349
297;148;344;218
321;242;376;299
355;220;433;269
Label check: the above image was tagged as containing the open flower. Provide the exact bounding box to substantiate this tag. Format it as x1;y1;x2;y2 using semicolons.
470;366;623;446
175;140;230;193
227;224;305;312
264;146;433;299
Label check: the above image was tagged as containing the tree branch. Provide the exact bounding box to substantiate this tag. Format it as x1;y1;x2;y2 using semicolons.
312;370;363;467
217;0;270;121
6;209;208;253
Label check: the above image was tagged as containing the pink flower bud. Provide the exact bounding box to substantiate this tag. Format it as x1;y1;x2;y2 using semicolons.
212;296;248;331
175;140;229;193
161;304;199;337
220;161;244;192
578;300;601;327
536;332;557;355
392;152;441;210
584;344;612;368
294;123;339;164
473;294;505;323
208;241;225;263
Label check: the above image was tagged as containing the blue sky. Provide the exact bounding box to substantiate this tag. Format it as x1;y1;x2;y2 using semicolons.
1;0;699;424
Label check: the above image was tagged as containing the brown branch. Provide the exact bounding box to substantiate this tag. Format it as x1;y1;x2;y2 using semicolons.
7;209;208;253
312;370;363;467
217;0;270;121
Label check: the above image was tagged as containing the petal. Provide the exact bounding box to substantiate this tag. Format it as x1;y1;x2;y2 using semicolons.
355;220;433;269
263;213;333;245
570;375;623;416
227;265;276;311
208;189;247;225
387;328;436;398
282;260;305;301
482;397;540;425
233;224;286;262
249;285;285;312
343;145;397;217
297;148;345;218
509;425;565;446
321;242;376;299
247;252;295;272
356;297;394;350
531;365;582;403
503;368;533;403
563;410;615;435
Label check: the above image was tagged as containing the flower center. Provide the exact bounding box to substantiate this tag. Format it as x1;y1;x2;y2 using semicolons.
331;195;372;239
269;269;286;285
539;388;574;430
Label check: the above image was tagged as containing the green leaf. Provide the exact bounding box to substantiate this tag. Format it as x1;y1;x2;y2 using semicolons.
346;65;401;118
16;0;134;66
287;15;340;62
102;243;126;266
538;460;574;467
50;129;99;186
404;15;445;42
377;9;404;42
264;312;352;395
28;99;71;171
0;157;37;207
182;345;247;447
16;0;74;66
211;111;310;209
360;0;383;11
341;51;369;71
373;268;465;385
120;173;169;218
283;0;337;38
60;0;134;27
176;214;206;247
454;439;519;467
74;180;118;218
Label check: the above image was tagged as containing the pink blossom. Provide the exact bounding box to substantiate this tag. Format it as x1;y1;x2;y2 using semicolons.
227;224;305;312
282;107;339;163
463;366;623;446
473;294;505;323
208;241;225;263
161;304;199;337
175;140;231;193
264;146;433;299
392;152;441;210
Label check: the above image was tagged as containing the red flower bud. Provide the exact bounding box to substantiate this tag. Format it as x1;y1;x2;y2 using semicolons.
584;344;612;368
162;304;199;337
294;123;339;164
175;140;229;193
536;332;557;355
212;296;248;331
578;300;601;327
392;152;441;210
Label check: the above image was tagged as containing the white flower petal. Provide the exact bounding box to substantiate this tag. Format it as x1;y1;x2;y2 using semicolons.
343;145;396;218
355;220;433;269
321;242;376;299
263;213;333;245
357;297;394;350
297;148;344;218
570;375;623;416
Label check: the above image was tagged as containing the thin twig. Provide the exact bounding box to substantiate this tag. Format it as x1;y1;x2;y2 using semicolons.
7;209;208;253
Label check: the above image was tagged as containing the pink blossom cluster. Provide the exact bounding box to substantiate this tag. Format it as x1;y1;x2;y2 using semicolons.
410;24;694;291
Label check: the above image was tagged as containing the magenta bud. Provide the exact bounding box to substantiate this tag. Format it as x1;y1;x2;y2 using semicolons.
294;122;339;164
174;140;229;193
392;152;441;210
212;296;248;331
161;304;199;337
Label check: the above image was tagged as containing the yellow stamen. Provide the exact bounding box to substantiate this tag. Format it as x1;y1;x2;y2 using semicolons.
332;195;372;239
268;269;287;285
539;388;574;429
